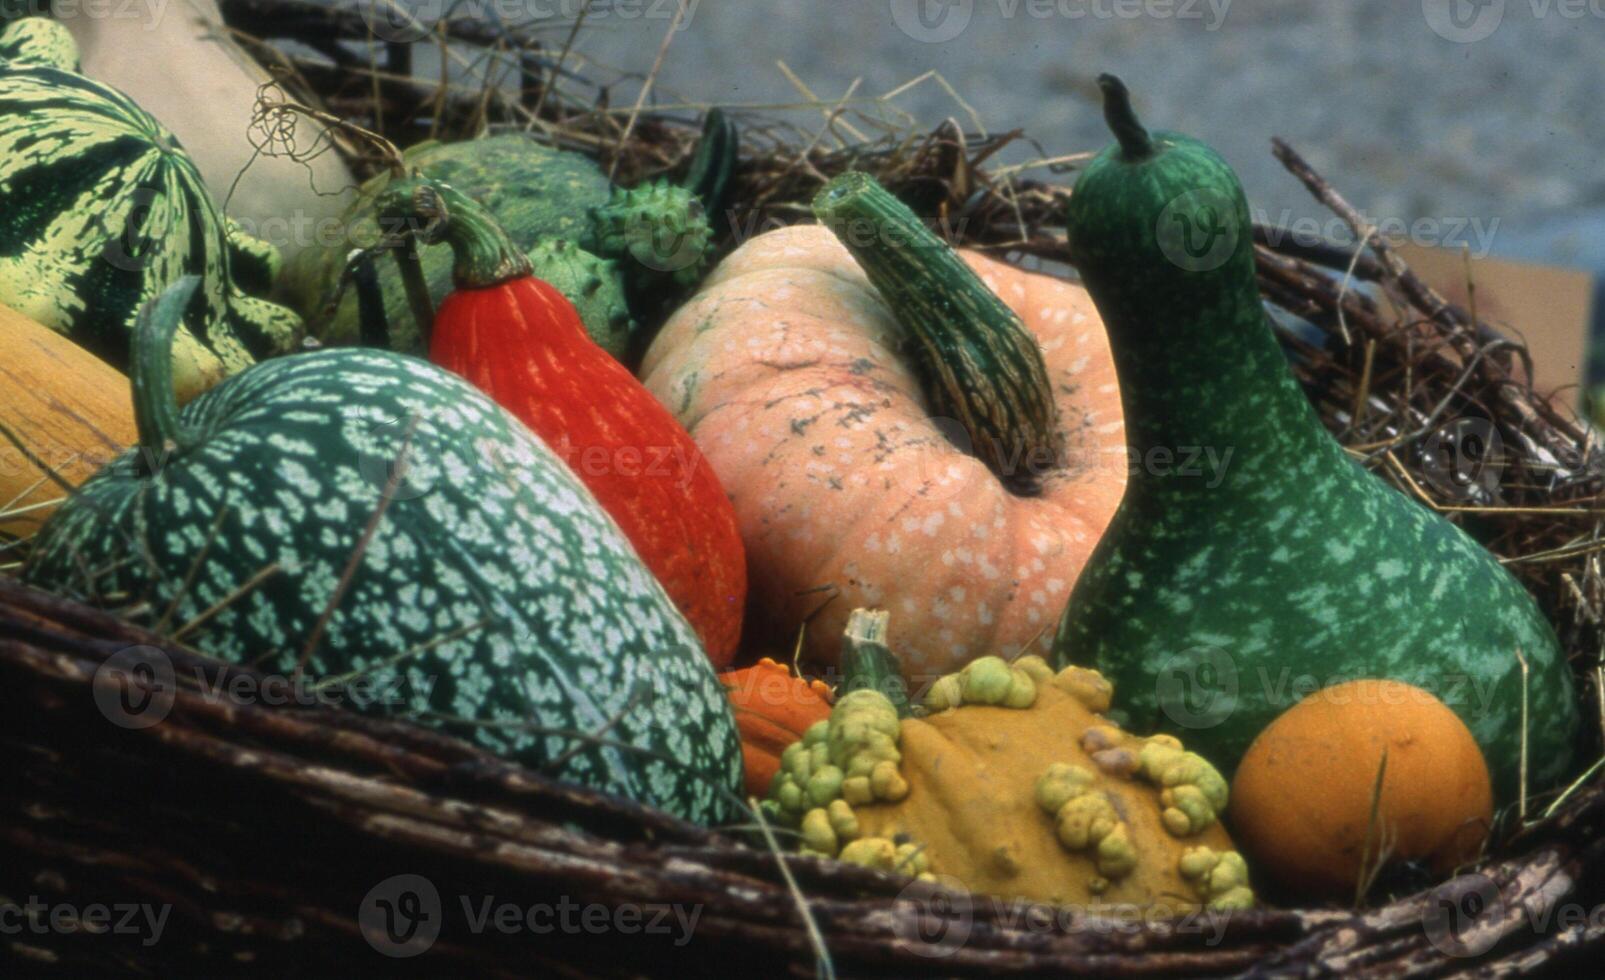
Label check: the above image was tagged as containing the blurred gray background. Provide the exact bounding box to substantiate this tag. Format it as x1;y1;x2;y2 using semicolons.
562;0;1604;273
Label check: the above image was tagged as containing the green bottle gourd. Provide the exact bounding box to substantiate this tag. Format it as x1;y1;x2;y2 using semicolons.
1053;75;1577;803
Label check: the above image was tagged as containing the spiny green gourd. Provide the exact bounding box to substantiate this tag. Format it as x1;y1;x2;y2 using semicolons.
22;277;743;825
762;610;1254;911
524;238;634;358
1053;75;1577;803
0;17;301;402
278;134;710;359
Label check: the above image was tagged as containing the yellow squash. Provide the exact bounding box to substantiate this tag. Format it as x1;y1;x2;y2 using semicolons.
0;303;135;538
764;616;1253;913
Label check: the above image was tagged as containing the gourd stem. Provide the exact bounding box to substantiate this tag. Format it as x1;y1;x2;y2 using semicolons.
131;277;204;468
1097;74;1154;161
394;236;436;347
352;251;390;348
377;177;534;291
838;608;911;718
683;106;738;214
812;173;1062;493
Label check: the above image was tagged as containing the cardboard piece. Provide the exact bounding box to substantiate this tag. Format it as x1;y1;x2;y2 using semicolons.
1396;244;1597;404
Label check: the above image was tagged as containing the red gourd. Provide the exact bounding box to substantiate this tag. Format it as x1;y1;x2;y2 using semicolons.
378;178;746;664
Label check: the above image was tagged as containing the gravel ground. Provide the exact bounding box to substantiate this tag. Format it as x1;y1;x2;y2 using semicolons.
564;0;1605;271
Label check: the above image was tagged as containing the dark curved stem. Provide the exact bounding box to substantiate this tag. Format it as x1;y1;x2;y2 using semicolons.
1098;74;1154;161
394;237;436;348
813;172;1062;493
131;277;205;471
377;177;533;292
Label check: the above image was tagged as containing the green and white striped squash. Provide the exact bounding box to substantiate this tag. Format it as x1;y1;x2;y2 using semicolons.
0;14;78;70
0;18;301;402
23;278;742;825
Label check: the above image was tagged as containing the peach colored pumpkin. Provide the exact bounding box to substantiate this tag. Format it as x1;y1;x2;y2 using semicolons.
641;193;1125;677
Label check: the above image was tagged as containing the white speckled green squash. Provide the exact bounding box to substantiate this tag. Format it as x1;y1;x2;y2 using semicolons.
22;278;742;825
0;18;301;402
1052;77;1577;804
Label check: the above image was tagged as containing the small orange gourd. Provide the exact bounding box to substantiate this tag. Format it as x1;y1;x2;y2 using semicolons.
719;657;833;798
1230;679;1494;899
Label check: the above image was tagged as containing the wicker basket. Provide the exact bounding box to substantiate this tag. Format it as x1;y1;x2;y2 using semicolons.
3;3;1602;975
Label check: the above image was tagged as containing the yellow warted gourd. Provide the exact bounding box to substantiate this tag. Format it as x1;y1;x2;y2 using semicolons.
762;610;1253;912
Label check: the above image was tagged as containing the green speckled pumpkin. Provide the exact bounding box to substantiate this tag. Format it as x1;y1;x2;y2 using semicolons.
23;278;742;825
1053;76;1577;803
0;18;301;402
279;134;707;358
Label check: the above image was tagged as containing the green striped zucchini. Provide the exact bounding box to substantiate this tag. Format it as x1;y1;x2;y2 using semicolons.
0;18;301;402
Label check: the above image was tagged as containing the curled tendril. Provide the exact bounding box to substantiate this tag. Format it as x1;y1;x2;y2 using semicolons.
246;81;406;181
